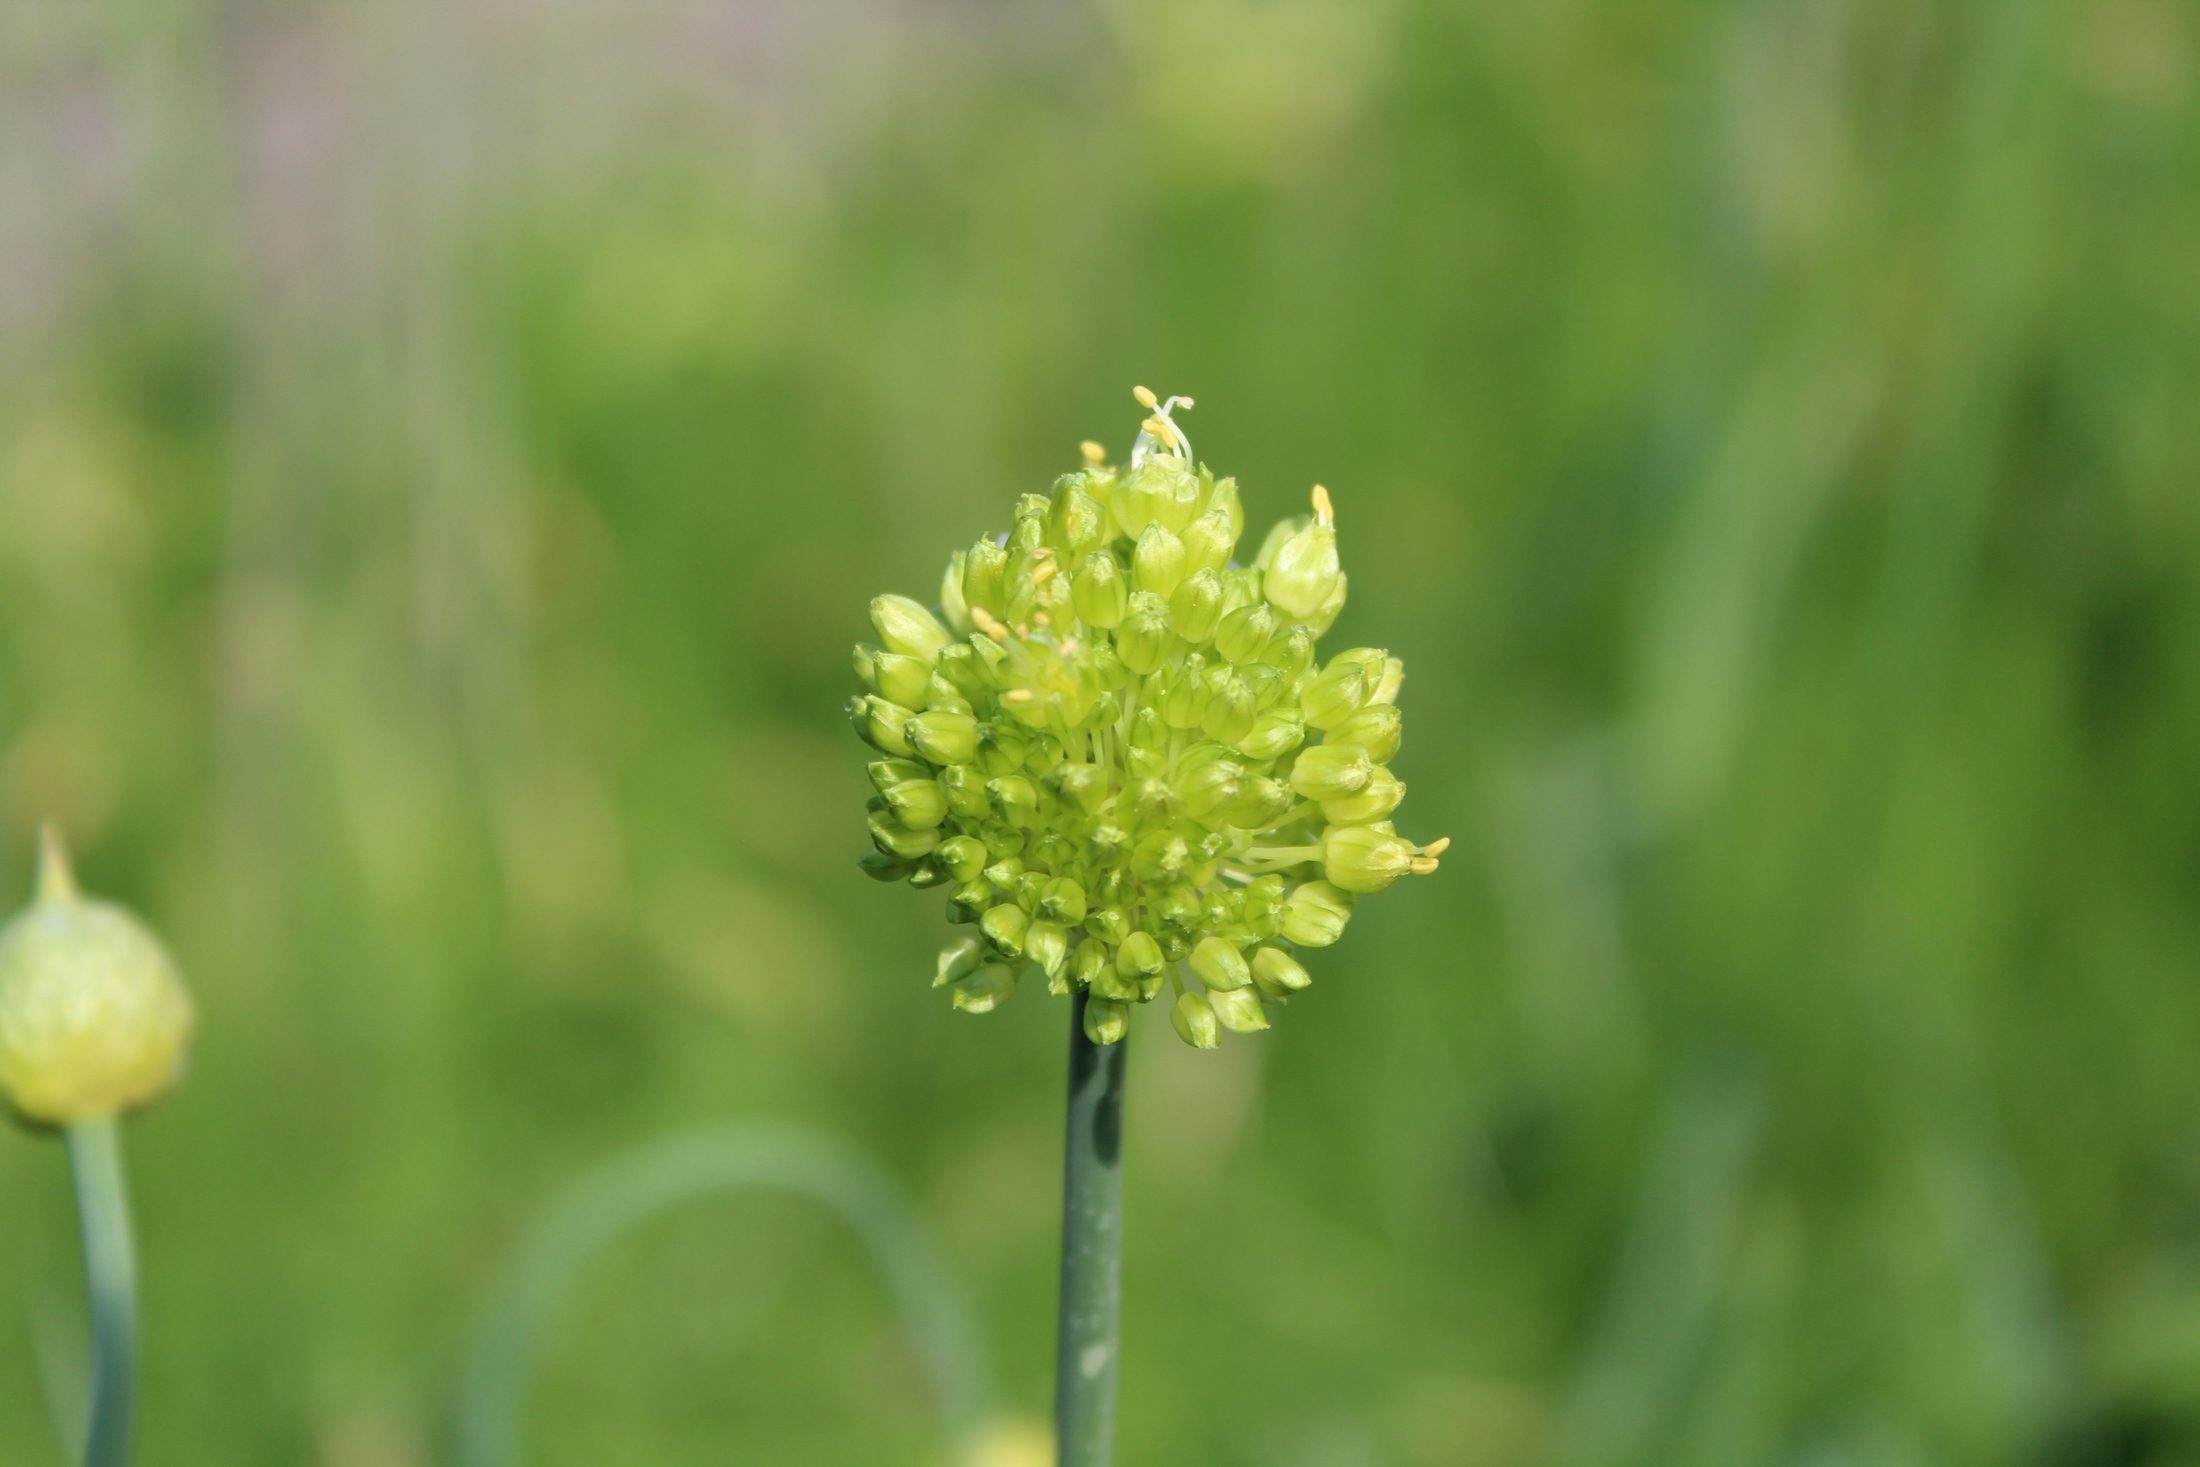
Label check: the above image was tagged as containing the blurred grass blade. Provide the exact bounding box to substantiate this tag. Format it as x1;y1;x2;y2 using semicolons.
458;1124;993;1467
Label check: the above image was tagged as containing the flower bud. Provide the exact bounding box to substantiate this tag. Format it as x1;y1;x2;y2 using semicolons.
1087;907;1132;946
1280;881;1354;947
1180;508;1236;577
933;937;984;988
1227;775;1295;830
0;828;195;1124
871;594;953;661
1026;920;1069;981
1115;930;1165;983
1160;654;1211;730
938;834;989;884
1113;457;1200;539
1116;593;1173;674
867;758;928;794
939;551;972;633
951;963;1017;1014
1189;936;1251;992
1213;603;1277;664
1132;524;1188;598
869;810;941;860
946;880;992;925
1201;670;1257;744
985;775;1041;826
981;904;1030;959
1329;704;1401;762
1054;764;1106;814
849;696;917;757
1250;946;1312;998
1177;761;1242;821
1236;708;1305;760
1082;997;1130;1046
938;765;990;818
864;652;928;712
1370;655;1405;705
1259;488;1342;621
1170;991;1221;1050
1209;987;1269;1034
859;850;915;882
1321;824;1424;895
1262;626;1316;680
1321;767;1405;825
1071;553;1129;629
1288;742;1373;801
908;709;980;766
1299;660;1371;731
1039;876;1088;926
962;541;1009;616
1168;569;1223;644
882;778;949;830
1071;940;1113;992
1050;484;1106;554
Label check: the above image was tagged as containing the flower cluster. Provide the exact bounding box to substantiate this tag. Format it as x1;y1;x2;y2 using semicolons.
850;389;1444;1049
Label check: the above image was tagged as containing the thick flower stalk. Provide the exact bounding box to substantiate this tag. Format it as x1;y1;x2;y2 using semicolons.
850;388;1445;1049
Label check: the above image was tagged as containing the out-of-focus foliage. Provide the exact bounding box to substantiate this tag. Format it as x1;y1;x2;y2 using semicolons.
0;0;2195;1462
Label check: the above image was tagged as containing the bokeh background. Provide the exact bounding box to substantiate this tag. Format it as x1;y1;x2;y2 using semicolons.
3;0;2197;1462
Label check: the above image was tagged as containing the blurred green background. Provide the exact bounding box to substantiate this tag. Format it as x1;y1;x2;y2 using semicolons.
2;0;2197;1462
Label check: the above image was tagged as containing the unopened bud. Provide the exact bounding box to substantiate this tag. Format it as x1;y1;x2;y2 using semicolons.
1209;986;1269;1034
1259;490;1342;621
1321;767;1405;824
1288;742;1373;801
1026;920;1069;981
951;963;1017;1014
1082;997;1129;1046
1329;703;1401;762
980;903;1031;959
0;827;195;1124
1280;881;1354;947
1133;524;1189;598
1251;946;1312;998
1169;569;1224;644
1170;991;1221;1050
1214;603;1278;664
1071;552;1129;629
1189;935;1251;991
871;594;953;661
1116;593;1173;674
933;937;984;988
907;708;979;766
1115;930;1165;982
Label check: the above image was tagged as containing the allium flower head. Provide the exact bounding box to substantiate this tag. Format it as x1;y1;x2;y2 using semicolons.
0;826;195;1124
851;388;1445;1047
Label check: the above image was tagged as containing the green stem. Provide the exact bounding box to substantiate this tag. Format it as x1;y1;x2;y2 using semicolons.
65;1119;137;1467
1054;989;1128;1467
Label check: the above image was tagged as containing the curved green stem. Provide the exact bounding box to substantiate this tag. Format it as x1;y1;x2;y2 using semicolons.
458;1124;992;1467
1054;989;1128;1467
65;1119;137;1467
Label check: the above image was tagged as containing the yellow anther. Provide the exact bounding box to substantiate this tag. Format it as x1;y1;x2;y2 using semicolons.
1002;688;1036;704
1079;440;1106;466
970;607;1011;640
1031;609;1052;627
1421;836;1451;857
1132;384;1160;411
1310;484;1334;527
